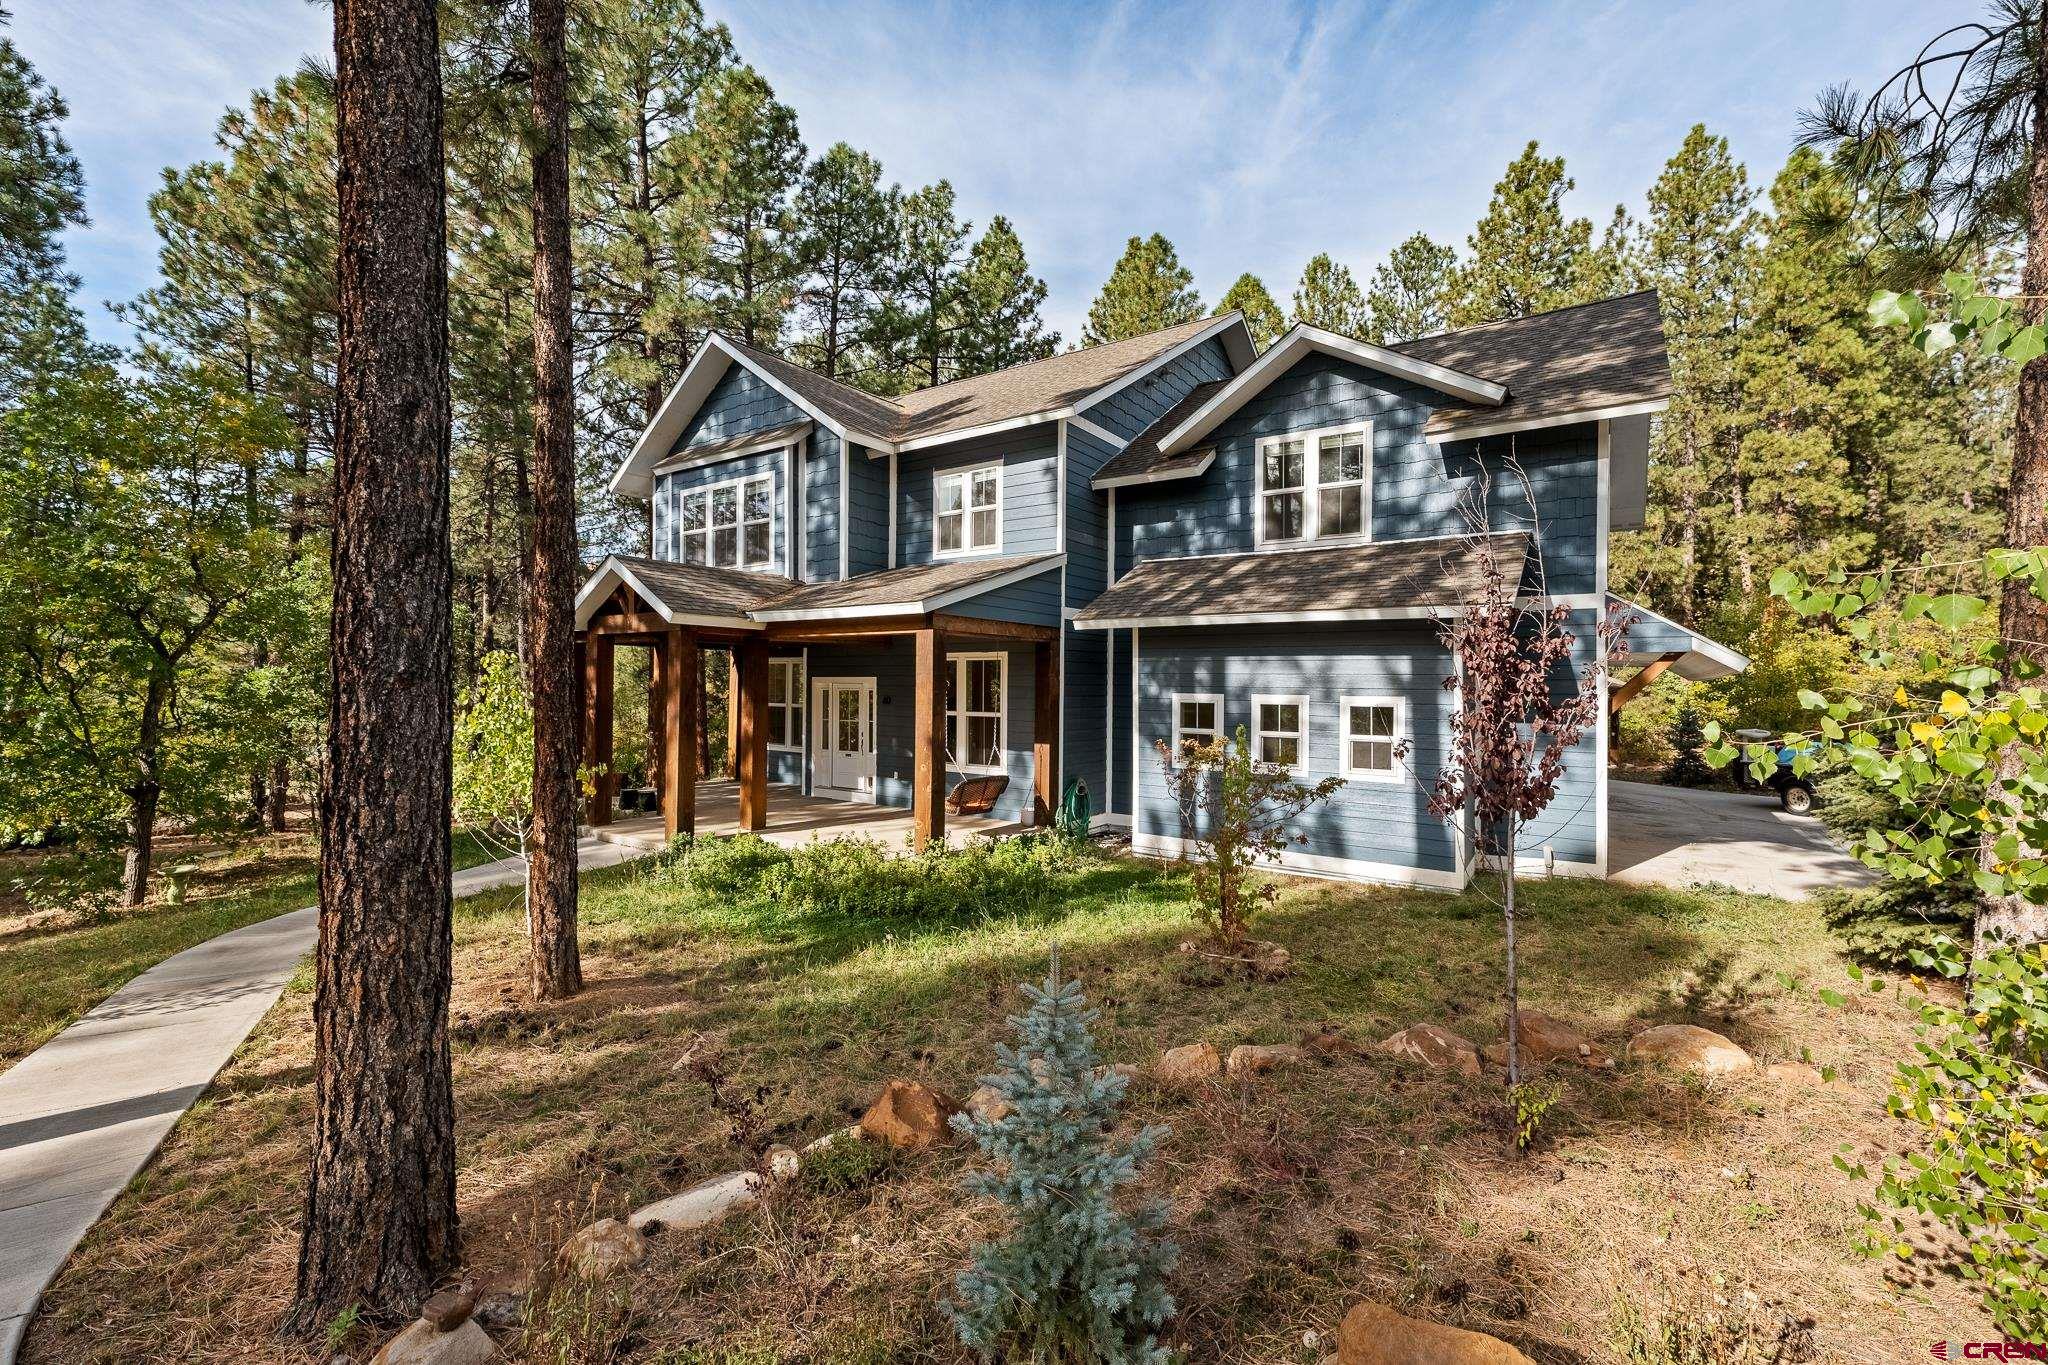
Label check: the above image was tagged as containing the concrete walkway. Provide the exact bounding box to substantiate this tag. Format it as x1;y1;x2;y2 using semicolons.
1609;779;1875;899
0;836;646;1363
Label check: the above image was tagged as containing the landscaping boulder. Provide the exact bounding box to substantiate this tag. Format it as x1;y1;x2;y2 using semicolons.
1513;1010;1612;1068
1626;1024;1753;1075
420;1284;478;1332
1226;1043;1305;1078
1155;1041;1223;1083
1301;1025;1362;1060
472;1291;528;1334
559;1217;647;1279
628;1170;763;1233
371;1319;497;1365
763;1144;801;1182
1379;1024;1481;1077
1254;942;1294;979
858;1079;960;1149
1336;1301;1533;1364
966;1084;1011;1123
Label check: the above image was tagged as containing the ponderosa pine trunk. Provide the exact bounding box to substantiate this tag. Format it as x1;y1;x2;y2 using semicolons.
287;0;457;1334
525;0;582;1000
1976;28;2048;954
120;674;166;906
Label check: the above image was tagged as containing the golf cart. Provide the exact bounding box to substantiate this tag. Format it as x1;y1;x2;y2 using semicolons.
1730;727;1817;815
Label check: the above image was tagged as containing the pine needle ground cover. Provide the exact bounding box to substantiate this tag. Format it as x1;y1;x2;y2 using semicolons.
26;836;1991;1362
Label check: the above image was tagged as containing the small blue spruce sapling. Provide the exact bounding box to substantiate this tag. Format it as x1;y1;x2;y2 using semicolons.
945;947;1178;1363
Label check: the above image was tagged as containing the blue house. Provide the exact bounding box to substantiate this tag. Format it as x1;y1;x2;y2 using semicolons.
573;290;1745;887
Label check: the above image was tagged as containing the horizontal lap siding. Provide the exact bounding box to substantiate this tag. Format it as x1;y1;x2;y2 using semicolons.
846;445;889;577
1109;627;1131;816
1622;612;1695;655
957;566;1061;628
1134;625;1462;875
1516;607;1601;866
1112;353;1599;595
806;429;842;581
1065;426;1115;604
802;639;1038;824
896;427;1058;564
1064;627;1106;819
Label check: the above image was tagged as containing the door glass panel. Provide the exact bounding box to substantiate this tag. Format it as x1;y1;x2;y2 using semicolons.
837;688;861;752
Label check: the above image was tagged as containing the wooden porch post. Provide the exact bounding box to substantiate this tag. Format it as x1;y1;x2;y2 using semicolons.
735;638;769;831
912;627;946;851
1034;639;1059;828
664;627;698;839
584;631;614;826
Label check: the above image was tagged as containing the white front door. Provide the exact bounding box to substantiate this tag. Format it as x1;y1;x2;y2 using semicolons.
810;677;877;798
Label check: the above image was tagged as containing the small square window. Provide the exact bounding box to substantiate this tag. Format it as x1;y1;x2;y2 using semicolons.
1252;695;1306;769
1170;693;1223;765
1340;696;1405;783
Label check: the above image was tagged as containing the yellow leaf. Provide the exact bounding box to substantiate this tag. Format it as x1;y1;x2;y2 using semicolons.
1910;722;1939;744
1940;690;1969;718
1895;685;1909;705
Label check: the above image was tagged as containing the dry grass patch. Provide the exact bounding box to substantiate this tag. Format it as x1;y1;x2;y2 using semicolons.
24;838;1989;1363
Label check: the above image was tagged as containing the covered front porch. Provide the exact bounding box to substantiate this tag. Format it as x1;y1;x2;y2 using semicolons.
573;552;1065;853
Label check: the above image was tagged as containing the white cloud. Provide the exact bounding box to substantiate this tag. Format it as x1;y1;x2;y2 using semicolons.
16;0;1957;345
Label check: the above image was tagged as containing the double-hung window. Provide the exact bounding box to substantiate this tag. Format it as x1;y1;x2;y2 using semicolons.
945;653;1006;773
934;463;1002;557
1339;695;1405;783
1169;693;1224;765
1251;694;1307;769
678;472;775;569
767;659;804;750
1257;422;1370;546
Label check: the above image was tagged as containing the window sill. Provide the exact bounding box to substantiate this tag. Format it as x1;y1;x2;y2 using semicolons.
931;546;1004;561
768;743;803;754
1341;770;1404;785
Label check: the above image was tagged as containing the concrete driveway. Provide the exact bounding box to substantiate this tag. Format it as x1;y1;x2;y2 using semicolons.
1609;780;1875;900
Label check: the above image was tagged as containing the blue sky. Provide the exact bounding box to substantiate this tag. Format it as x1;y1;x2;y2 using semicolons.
17;0;1941;347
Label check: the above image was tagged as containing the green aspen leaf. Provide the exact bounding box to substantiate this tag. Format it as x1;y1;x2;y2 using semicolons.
1767;568;1801;597
1918;321;1961;355
1941;270;1977;302
1867;290;1921;329
2000;325;2047;364
1797;689;1829;710
1922;594;1986;629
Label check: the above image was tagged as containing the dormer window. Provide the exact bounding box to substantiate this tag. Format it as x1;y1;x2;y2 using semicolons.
678;471;775;570
934;463;1002;557
1257;422;1371;547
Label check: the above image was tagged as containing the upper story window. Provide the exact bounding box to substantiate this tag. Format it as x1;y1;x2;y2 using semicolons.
677;471;775;570
934;463;1002;558
1256;422;1370;547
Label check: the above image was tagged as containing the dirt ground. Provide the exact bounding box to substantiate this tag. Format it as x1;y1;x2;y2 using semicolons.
21;849;1990;1363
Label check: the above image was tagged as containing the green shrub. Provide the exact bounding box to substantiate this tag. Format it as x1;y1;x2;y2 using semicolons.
1662;702;1716;788
1812;769;1973;967
799;1136;895;1194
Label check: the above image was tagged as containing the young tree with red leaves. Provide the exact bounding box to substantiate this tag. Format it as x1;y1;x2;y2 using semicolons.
1426;524;1629;1093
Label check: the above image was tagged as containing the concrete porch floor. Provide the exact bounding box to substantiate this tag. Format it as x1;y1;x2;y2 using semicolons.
584;780;1029;853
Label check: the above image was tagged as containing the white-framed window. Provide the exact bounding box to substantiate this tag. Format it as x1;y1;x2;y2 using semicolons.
678;471;776;570
1339;695;1405;783
767;659;804;751
1256;421;1370;547
934;462;1002;557
945;652;1006;774
1169;692;1224;765
1251;693;1308;769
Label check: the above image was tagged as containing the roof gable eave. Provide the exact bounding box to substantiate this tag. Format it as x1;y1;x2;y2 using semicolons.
1152;325;1508;459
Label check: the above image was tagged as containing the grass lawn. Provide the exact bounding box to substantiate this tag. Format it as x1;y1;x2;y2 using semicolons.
23;836;1986;1363
0;823;507;1069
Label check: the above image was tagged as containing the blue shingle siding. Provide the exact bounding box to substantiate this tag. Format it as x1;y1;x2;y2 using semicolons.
797;638;1039;824
1111;353;1600;595
1132;624;1465;878
669;363;806;458
1620;610;1695;655
1079;336;1234;442
895;427;1059;566
652;446;788;572
806;429;842;581
846;445;890;576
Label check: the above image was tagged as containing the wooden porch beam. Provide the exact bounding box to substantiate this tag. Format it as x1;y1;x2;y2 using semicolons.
587;610;673;636
912;627;946;851
583;631;615;826
663;627;698;839
932;612;1059;643
1033;638;1060;827
1610;652;1683;713
734;638;769;831
763;615;927;643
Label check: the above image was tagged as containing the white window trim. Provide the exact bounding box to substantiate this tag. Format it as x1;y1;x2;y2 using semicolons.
1250;693;1309;770
946;651;1007;776
767;658;804;753
1253;420;1373;549
1338;694;1406;784
676;468;779;571
1168;691;1224;766
932;461;1004;559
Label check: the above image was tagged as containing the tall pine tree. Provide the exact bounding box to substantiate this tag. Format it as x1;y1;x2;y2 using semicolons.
1219;272;1283;349
1452;141;1598;325
954;214;1058;376
1363;232;1456;343
690;65;803;349
790;141;901;384
1083;233;1201;344
1290;252;1369;336
895;179;970;388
